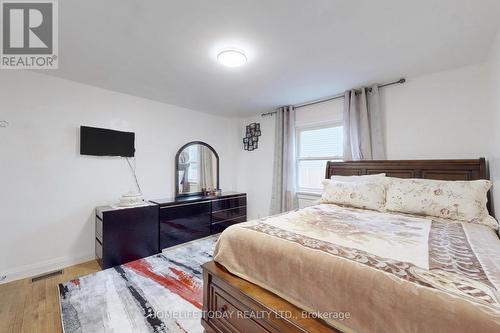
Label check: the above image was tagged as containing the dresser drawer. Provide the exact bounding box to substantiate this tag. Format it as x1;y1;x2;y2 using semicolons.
211;216;246;234
212;196;247;211
96;204;159;269
95;216;103;242
95;238;103;259
210;285;270;333
159;201;211;249
212;206;247;223
95;238;103;269
159;201;211;218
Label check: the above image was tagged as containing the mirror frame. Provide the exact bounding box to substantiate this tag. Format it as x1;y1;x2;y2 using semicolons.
175;141;220;198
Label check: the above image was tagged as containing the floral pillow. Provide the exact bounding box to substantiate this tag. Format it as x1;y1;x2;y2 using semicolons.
385;178;492;222
321;179;386;211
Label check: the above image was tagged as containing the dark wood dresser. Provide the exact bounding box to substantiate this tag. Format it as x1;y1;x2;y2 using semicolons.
95;203;159;269
150;192;247;250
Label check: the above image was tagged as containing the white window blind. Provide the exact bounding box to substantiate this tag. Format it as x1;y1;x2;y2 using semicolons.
299;126;343;158
187;145;199;182
296;124;343;192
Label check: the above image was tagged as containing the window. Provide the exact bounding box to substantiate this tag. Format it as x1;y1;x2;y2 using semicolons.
187;145;199;183
296;124;343;192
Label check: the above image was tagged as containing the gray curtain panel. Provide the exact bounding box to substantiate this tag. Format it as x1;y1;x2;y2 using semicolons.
343;85;386;160
270;106;298;214
199;146;215;190
178;150;190;193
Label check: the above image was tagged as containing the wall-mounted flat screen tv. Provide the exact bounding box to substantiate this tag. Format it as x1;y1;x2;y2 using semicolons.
80;126;135;157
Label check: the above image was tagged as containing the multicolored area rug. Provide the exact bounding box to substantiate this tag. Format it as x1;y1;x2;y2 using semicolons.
59;236;218;333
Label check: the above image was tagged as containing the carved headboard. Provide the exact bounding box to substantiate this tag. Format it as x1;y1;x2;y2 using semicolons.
325;158;493;215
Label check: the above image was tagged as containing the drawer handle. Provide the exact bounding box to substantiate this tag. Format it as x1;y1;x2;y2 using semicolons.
219;305;228;313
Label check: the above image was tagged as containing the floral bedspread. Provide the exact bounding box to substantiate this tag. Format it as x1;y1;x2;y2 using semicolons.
214;204;500;333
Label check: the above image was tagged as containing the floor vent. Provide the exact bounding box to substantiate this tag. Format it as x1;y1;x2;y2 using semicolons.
31;269;64;282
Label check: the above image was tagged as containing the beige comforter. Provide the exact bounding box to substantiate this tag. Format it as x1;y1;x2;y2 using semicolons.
213;204;500;333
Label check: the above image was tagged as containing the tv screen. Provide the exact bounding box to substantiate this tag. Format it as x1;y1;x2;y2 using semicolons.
80;126;135;157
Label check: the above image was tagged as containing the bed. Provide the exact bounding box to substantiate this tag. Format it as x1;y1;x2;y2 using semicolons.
201;159;500;333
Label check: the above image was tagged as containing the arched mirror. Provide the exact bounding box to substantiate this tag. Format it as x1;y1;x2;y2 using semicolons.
175;141;219;197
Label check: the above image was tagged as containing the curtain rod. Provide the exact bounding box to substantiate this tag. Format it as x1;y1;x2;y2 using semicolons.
261;78;406;117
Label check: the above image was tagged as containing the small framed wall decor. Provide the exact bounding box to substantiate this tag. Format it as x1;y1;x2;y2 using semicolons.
243;123;261;151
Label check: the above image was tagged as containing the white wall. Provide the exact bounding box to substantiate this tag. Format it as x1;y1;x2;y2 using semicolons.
234;116;275;220
488;29;500;214
0;71;237;283
381;63;492;159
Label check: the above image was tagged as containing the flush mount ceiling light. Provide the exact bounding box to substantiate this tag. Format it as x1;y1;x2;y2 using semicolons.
217;49;247;67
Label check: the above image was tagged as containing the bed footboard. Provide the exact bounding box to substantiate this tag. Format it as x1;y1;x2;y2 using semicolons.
201;261;341;333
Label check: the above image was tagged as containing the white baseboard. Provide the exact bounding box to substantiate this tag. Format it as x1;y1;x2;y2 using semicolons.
0;252;95;285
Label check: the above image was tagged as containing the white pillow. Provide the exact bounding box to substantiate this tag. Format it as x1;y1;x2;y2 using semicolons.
385;178;492;222
331;173;386;182
321;179;386;211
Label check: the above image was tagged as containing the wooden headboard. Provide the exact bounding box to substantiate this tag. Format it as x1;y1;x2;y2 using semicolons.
325;158;493;215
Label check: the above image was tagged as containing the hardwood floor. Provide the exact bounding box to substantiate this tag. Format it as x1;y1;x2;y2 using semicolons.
0;260;101;333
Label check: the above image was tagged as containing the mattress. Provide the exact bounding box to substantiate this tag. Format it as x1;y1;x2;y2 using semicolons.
213;204;500;333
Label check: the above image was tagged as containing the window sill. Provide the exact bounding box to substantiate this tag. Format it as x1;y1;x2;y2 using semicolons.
297;191;321;198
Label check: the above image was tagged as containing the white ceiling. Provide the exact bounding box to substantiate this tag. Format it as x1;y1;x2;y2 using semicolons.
44;0;500;117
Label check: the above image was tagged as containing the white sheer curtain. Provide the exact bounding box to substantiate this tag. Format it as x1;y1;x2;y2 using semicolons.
270;106;298;214
343;85;386;160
